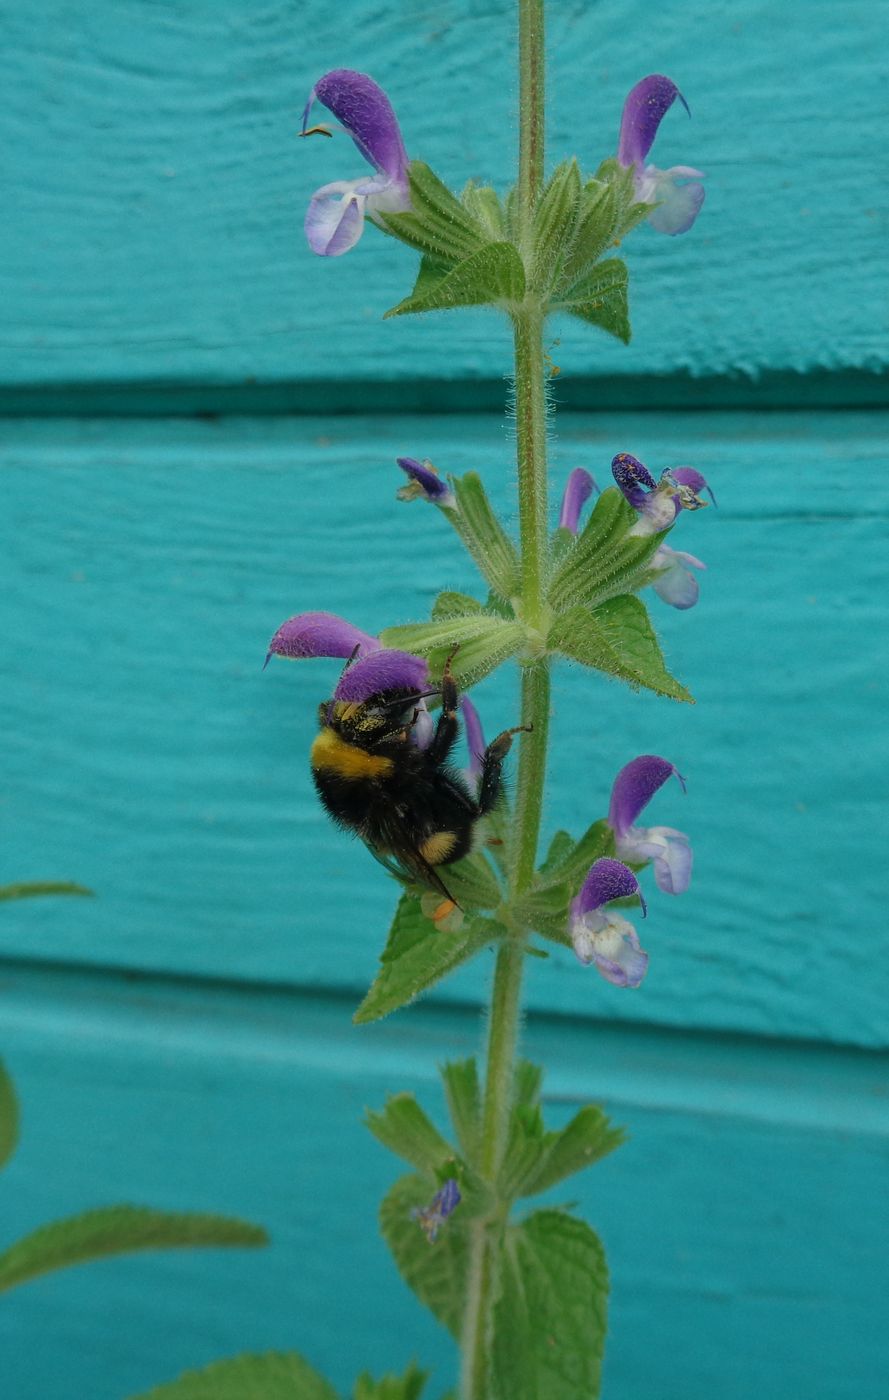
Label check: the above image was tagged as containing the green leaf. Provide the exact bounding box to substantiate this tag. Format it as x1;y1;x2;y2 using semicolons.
353;1363;428;1400
378;161;490;264
0;1206;267;1294
354;895;501;1024
591;158;652;241
440;1059;482;1168
451;471;521;601
499;1101;548;1200
379;1173;470;1336
519;1107;625;1197
0;1060;19;1170
536;820;615;892
386;242;525;318
0;881;92;902
512;882;572;946
557;180;618;288
126;1351;339;1400
431;591;484;620
380;612;513;657
382;613;524;692
530;158;582;295
513;1059;543;1111
550;595;694;703
547;486;665;613
490;1210;609;1400
555;257;630;343
461;181;506;240
366;1094;455;1175
540;830;575;875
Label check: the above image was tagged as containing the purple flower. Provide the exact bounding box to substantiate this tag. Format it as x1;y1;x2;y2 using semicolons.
460;694;485;788
302;69;411;257
570;857;649;988
650;544;707;610
611;452;710;536
411;1178;462;1243
608;755;692;895
558;468;599;534
265;609;428;702
617;75;705;236
396;457;457;510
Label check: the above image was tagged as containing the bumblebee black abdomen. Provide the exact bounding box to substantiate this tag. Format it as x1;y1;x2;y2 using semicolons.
311;724;475;866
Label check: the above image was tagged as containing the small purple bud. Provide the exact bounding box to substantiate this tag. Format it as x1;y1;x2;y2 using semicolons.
558;468;598;534
396;456;457;509
411;1178;461;1243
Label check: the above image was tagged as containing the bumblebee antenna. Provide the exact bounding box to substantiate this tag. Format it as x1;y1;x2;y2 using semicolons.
379;688;440;711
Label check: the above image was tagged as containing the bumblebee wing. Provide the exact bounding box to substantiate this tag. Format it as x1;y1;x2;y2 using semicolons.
398;844;459;908
364;835;459;909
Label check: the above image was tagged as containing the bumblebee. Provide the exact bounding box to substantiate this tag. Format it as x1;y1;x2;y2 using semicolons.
310;653;525;912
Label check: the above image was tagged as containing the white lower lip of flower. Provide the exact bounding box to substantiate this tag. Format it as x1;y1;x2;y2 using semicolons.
572;910;633;964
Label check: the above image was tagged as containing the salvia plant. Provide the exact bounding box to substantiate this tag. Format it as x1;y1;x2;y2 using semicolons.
260;9;711;1400
12;5;713;1398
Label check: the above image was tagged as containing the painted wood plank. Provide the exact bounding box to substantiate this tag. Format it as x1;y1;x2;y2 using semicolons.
1;0;887;390
1;967;887;1400
0;410;885;1047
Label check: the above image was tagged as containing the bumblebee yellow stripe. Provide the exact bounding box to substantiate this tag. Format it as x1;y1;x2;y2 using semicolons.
311;728;393;779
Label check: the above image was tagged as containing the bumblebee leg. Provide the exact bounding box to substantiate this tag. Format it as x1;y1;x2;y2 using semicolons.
427;647;461;765
476;724;532;816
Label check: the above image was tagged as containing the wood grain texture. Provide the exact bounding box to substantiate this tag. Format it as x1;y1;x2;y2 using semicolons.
1;410;885;1046
2;966;887;1400
1;0;887;391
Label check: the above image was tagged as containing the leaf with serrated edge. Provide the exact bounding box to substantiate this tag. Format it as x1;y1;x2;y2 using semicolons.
386;243;525;319
353;1363;428;1400
551;595;694;703
354;896;501;1024
379;1174;470;1337
490;1210;609;1400
126;1351;338;1400
441;1059;482;1168
0;1207;267;1294
366;1095;455;1175
0;1061;18;1170
556;257;630;343
519;1107;625;1197
0;881;92;901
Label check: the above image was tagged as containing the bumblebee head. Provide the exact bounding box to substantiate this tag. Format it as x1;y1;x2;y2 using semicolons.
322;687;429;747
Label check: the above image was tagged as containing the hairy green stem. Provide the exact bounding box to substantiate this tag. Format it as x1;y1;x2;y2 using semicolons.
459;3;549;1395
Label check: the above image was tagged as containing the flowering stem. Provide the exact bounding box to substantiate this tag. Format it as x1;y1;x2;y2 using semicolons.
460;3;549;1395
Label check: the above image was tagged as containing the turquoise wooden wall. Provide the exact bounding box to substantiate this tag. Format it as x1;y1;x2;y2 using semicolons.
1;2;887;1398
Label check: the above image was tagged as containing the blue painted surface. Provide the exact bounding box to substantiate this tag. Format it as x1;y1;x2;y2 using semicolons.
1;1;888;1397
1;0;887;390
2;968;887;1400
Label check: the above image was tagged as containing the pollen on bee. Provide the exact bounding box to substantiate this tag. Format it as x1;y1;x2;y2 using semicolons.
421;892;464;933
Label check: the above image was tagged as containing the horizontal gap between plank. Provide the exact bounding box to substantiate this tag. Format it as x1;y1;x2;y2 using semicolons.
0;368;887;418
1;952;886;1137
